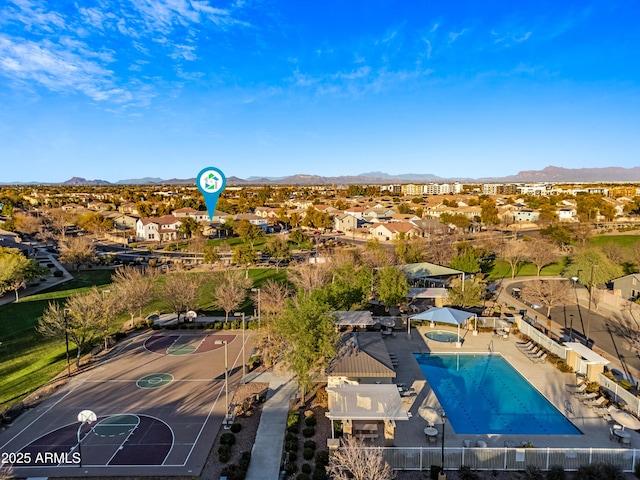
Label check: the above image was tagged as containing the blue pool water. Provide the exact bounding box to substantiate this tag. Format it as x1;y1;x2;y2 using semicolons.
414;354;581;435
425;330;461;343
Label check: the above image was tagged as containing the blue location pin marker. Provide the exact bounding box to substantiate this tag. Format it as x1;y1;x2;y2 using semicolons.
196;167;227;220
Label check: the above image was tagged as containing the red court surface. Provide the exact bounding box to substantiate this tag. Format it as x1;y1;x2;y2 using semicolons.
0;331;246;477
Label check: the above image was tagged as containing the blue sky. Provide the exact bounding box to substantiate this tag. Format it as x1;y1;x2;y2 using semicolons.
1;0;639;183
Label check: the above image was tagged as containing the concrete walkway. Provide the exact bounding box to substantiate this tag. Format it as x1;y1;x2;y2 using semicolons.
245;371;297;480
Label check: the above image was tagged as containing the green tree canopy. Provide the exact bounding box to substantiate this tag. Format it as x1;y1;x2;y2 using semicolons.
375;266;409;310
564;248;624;286
0;247;48;300
275;294;338;399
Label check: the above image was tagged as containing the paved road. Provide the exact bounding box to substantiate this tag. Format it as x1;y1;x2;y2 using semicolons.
496;277;640;383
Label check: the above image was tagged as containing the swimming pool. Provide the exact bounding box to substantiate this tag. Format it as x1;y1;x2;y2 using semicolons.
414;353;581;435
424;330;461;343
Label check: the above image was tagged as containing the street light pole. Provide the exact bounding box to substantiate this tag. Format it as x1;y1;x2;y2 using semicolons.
251;288;261;330
586;264;598;344
64;308;71;377
440;411;446;479
569;314;574;342
101;289;111;351
234;312;246;382
214;339;230;426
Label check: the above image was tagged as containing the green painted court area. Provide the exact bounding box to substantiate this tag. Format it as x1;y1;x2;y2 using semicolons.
167;344;197;355
137;373;174;389
94;414;140;437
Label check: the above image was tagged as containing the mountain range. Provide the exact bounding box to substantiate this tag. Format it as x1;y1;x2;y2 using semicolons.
4;166;640;186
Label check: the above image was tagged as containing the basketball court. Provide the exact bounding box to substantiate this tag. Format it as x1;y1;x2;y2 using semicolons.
0;331;246;477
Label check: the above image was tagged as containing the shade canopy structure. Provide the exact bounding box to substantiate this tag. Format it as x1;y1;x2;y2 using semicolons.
611;409;640;430
333;311;376;328
326;384;410;421
410;307;475;340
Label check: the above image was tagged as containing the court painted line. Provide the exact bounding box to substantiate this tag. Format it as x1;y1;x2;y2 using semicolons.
105;415;141;466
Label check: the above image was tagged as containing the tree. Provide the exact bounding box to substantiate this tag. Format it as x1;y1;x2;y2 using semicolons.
13;212;42;236
111;266;158;328
540;224;573;251
440;212;471;230
375;266;409;311
76;211;114;234
234;219;264;247
564;249;624;286
361;238;396;268
480;197;500;225
178;217;201;239
58;236;96;271
161;271;205;322
288;262;331;296
393;237;425;264
232;244;257;269
251;279;291;363
0;248;47;301
211;270;252;321
521;279;572;319
289;228;308;247
275;294;337;401
446;277;485;309
263;236;291;268
37;288;108;368
424;236;456;266
525;238;559;276
501;241;526;279
203;245;221;264
449;248;482;274
321;261;373;311
327;435;395;480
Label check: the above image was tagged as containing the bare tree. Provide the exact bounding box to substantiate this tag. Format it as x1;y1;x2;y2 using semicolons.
58;236;96;271
212;269;253;321
37;288;107;368
161;271;205;322
525;238;559;276
521;279;572;319
111;266;158;328
424;236;456;266
14;212;42;236
326;435;395;480
502;240;526;279
251;279;291;362
288;262;331;296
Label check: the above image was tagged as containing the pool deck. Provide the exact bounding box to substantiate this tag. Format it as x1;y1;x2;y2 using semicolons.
387;326;638;450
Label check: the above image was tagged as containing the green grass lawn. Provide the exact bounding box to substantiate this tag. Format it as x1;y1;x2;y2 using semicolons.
0;267;286;410
589;235;640;248
486;257;568;281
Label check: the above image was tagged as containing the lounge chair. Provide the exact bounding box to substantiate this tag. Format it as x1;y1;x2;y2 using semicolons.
532;352;547;363
584;396;607;408
504;441;516;448
577;392;598;403
594;407;612;421
565;383;587;395
463;440;475;448
527;349;544;360
516;341;534;351
476;440;487;448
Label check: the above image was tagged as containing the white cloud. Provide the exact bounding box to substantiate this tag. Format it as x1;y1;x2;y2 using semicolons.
423;39;432;60
515;31;532;42
430;22;439;33
4;0;66;32
448;29;467;43
170;43;197;61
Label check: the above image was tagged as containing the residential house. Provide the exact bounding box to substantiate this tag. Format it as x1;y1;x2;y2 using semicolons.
556;208;577;222
612;274;640;301
172;207;210;223
344;207;366;219
136;215;182;242
370;222;420;241
334;213;358;233
512;209;540;223
232;213;269;231
119;202;139;215
363;207;395;222
104;212;138;231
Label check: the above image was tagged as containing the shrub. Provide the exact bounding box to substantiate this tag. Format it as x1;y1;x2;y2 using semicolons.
297;474;311;480
523;465;544;480
286;432;298;442
302;426;315;438
286;461;298;475
303;447;314;460
304;415;317;427
220;432;236;446
302;463;313;474
218;445;231;463
53;269;63;277
315;387;328;407
287;451;297;463
303;440;316;450
312;468;327;480
314;450;329;467
287;411;300;429
238;451;251;470
230;422;242;433
458;466;480;480
546;465;567;480
220;464;247;480
285;438;299;452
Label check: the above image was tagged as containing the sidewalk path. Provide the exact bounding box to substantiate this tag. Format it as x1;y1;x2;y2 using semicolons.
0;253;72;307
245;371;297;480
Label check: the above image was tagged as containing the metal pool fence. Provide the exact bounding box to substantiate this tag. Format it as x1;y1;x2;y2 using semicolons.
352;446;639;472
